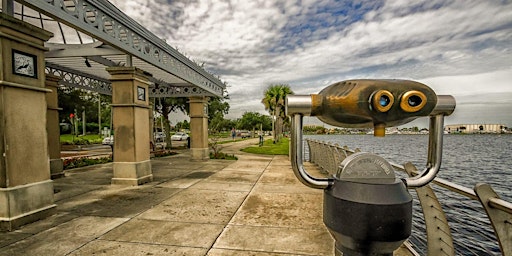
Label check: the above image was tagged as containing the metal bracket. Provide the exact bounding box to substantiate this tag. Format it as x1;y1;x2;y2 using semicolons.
405;162;455;256
290;114;334;189
474;183;512;256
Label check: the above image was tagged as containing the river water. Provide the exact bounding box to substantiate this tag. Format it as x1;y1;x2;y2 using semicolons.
304;134;511;255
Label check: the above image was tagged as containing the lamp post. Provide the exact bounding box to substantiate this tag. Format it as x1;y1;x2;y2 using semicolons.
82;107;86;136
98;94;101;136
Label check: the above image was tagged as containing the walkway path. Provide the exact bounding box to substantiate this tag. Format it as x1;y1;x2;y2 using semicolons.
0;138;334;255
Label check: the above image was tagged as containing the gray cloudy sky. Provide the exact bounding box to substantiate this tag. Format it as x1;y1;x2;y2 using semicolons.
110;0;512;127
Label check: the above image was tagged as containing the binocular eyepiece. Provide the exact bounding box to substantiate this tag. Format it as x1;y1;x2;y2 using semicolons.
286;79;454;136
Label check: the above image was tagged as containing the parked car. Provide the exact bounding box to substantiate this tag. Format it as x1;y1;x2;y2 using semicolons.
239;131;251;139
154;132;166;142
102;136;114;146
171;132;189;141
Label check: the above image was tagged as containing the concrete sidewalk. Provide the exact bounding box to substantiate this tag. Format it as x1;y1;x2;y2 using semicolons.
0;138;334;256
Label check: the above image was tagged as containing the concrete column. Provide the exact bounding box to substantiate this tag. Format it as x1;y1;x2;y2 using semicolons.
45;74;64;179
189;96;209;161
0;13;56;231
107;67;152;186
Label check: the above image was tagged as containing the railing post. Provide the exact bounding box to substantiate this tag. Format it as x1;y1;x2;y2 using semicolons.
404;163;455;256
474;183;512;256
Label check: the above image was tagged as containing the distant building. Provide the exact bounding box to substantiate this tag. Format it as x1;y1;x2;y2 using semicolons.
445;124;506;134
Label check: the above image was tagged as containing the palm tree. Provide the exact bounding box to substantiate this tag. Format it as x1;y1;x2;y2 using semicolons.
261;84;294;143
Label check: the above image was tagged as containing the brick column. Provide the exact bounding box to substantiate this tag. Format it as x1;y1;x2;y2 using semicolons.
45;74;64;178
189;96;209;161
107;67;152;185
0;13;56;231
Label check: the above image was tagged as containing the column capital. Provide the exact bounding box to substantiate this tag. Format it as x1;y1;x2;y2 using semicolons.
106;66;152;81
188;96;209;104
0;13;53;44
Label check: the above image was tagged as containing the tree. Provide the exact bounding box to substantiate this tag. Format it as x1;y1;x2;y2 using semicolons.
261;84;294;143
208;97;230;123
58;87;111;134
210;115;235;133
154;97;188;148
175;120;190;130
207;96;231;133
237;112;261;131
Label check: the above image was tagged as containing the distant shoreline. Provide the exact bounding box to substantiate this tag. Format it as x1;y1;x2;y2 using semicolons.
304;132;512;136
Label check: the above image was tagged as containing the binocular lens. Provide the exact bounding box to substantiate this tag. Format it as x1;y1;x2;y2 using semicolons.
400;91;427;112
379;95;391;107
408;95;422;107
372;90;394;112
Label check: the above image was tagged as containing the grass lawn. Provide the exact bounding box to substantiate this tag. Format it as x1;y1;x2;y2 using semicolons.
241;138;289;155
60;134;103;144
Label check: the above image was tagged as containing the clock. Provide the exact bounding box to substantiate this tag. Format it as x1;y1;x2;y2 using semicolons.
12;50;37;78
137;86;146;101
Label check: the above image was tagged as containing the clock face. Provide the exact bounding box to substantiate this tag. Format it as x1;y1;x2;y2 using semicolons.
137;86;146;101
13;50;37;78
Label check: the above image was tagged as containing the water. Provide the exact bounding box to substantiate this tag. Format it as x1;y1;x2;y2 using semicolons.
304;134;512;255
305;134;511;200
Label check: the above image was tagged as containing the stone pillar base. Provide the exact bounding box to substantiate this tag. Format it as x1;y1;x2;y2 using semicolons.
50;159;64;179
191;148;210;161
112;160;153;186
0;180;56;231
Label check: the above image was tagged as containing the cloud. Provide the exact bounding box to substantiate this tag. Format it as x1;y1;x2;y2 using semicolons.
110;0;512;125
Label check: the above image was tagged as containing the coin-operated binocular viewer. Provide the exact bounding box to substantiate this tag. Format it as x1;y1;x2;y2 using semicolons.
286;80;456;256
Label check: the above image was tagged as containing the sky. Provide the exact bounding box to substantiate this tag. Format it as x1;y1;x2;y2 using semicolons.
109;0;512;128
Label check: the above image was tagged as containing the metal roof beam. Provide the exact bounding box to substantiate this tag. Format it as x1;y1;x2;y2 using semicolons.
87;55;119;67
45;63;215;97
45;63;112;95
150;84;215;98
45;42;123;58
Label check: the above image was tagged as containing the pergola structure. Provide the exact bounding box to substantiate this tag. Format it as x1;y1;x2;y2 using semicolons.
0;0;225;230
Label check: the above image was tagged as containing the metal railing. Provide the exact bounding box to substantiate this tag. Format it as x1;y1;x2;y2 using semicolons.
305;139;512;256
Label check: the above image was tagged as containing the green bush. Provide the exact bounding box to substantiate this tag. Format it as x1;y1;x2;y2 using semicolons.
73;137;90;145
152;150;178;158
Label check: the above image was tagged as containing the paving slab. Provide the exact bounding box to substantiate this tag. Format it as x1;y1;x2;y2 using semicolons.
157;177;203;188
11;212;79;235
69;240;208;256
230;192;324;229
57;186;181;218
191;181;254;192
258;167;305;186
100;219;224;248
205;170;262;184
55;166;113;186
0;216;127;256
53;183;105;202
137;189;248;224
252;183;324;195
0;232;32;248
212;225;334;256
207;248;303;256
